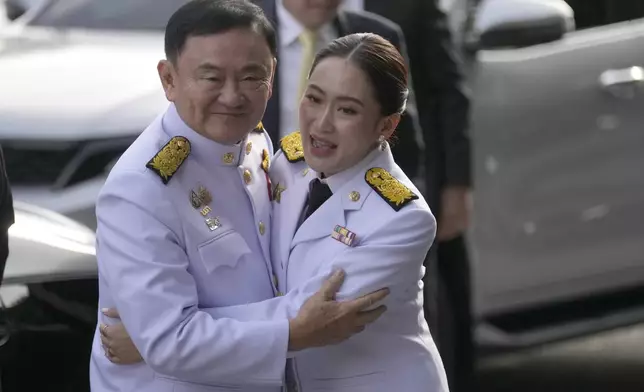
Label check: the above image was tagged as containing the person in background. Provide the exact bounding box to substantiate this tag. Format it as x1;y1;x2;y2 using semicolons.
255;0;424;181
343;0;473;389
0;145;14;284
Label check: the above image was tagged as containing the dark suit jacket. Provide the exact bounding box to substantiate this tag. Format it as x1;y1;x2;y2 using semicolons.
364;0;471;210
258;0;423;179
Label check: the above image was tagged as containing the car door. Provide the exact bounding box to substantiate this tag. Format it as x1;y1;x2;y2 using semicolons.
468;8;644;316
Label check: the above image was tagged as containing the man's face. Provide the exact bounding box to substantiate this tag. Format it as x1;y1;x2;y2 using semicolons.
158;28;275;145
282;0;342;30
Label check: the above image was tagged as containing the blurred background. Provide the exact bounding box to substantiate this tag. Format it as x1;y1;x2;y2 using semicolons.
0;0;643;391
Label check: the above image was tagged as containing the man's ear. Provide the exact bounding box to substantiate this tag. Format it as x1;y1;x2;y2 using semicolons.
267;57;277;99
158;59;177;102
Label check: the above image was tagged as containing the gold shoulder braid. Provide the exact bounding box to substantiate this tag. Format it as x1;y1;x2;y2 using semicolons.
365;167;418;211
252;121;265;133
280;131;304;163
146;136;191;185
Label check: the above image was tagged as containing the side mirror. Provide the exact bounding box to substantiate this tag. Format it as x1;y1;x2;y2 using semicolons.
472;0;575;49
5;1;28;21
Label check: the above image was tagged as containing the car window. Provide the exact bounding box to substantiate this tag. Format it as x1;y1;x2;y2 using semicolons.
28;0;189;30
564;0;644;29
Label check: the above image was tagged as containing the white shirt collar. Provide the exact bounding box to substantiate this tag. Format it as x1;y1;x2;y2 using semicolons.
276;0;336;47
317;143;387;193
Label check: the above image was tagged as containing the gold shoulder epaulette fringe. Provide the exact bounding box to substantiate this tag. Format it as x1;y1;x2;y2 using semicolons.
280;131;304;163
146;136;191;185
365;167;418;211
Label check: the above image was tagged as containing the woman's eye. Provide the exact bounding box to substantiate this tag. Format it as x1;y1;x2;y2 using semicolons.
305;94;321;103
340;107;357;115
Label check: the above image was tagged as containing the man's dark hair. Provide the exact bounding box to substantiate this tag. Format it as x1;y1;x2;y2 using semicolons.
164;0;277;64
310;33;409;117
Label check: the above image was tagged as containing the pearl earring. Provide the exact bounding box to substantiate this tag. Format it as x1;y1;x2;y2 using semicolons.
378;135;386;151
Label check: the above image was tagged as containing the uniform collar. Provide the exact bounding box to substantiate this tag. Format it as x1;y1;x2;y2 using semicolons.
161;103;246;168
317;143;387;194
276;0;336;47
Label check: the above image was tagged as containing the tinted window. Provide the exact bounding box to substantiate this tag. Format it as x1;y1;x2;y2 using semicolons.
29;0;189;30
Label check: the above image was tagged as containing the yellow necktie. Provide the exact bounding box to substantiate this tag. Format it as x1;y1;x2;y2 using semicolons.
297;30;317;103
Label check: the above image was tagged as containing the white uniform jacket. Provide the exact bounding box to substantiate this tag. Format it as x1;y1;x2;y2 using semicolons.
204;133;449;392
89;104;288;392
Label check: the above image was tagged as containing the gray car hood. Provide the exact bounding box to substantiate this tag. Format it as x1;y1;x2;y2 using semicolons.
4;201;97;285
0;27;168;140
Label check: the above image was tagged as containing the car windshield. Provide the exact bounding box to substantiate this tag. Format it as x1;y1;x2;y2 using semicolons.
28;0;189;30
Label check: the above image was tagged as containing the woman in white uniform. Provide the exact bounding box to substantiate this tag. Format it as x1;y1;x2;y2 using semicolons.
102;32;448;392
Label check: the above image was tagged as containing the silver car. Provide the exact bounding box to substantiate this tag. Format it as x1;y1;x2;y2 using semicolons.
0;201;96;390
431;0;644;384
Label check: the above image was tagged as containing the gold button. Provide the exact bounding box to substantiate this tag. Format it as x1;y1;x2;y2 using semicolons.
222;152;234;164
258;221;266;235
349;191;360;202
273;273;279;287
301;168;309;176
277;291;284;297
243;169;252;184
245;141;253;155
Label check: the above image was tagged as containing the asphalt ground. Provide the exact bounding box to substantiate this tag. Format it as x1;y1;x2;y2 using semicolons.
476;324;644;392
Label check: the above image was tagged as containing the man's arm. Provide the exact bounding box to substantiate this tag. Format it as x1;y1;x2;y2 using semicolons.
201;207;436;325
98;170;289;386
418;0;471;188
101;205;431;363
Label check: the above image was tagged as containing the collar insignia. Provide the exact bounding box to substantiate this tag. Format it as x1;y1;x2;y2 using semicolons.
261;149;270;173
253;121;265;133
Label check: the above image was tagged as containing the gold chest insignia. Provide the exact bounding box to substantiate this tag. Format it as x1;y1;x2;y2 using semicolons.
261;149;270;173
253;121;265;133
365;167;418;211
280;131;304;163
261;149;273;201
272;182;286;203
146;136;191;185
190;184;212;209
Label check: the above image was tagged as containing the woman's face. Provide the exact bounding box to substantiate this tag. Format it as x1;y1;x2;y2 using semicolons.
298;57;396;176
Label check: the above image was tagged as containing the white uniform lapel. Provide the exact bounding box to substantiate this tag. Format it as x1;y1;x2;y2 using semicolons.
278;166;315;269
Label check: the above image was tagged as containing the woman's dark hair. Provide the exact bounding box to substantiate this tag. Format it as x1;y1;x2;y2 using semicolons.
309;33;409;116
165;0;277;64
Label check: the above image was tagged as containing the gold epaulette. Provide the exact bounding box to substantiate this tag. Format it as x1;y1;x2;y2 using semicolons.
146;136;191;185
365;167;418;211
252;121;265;133
280;131;304;163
